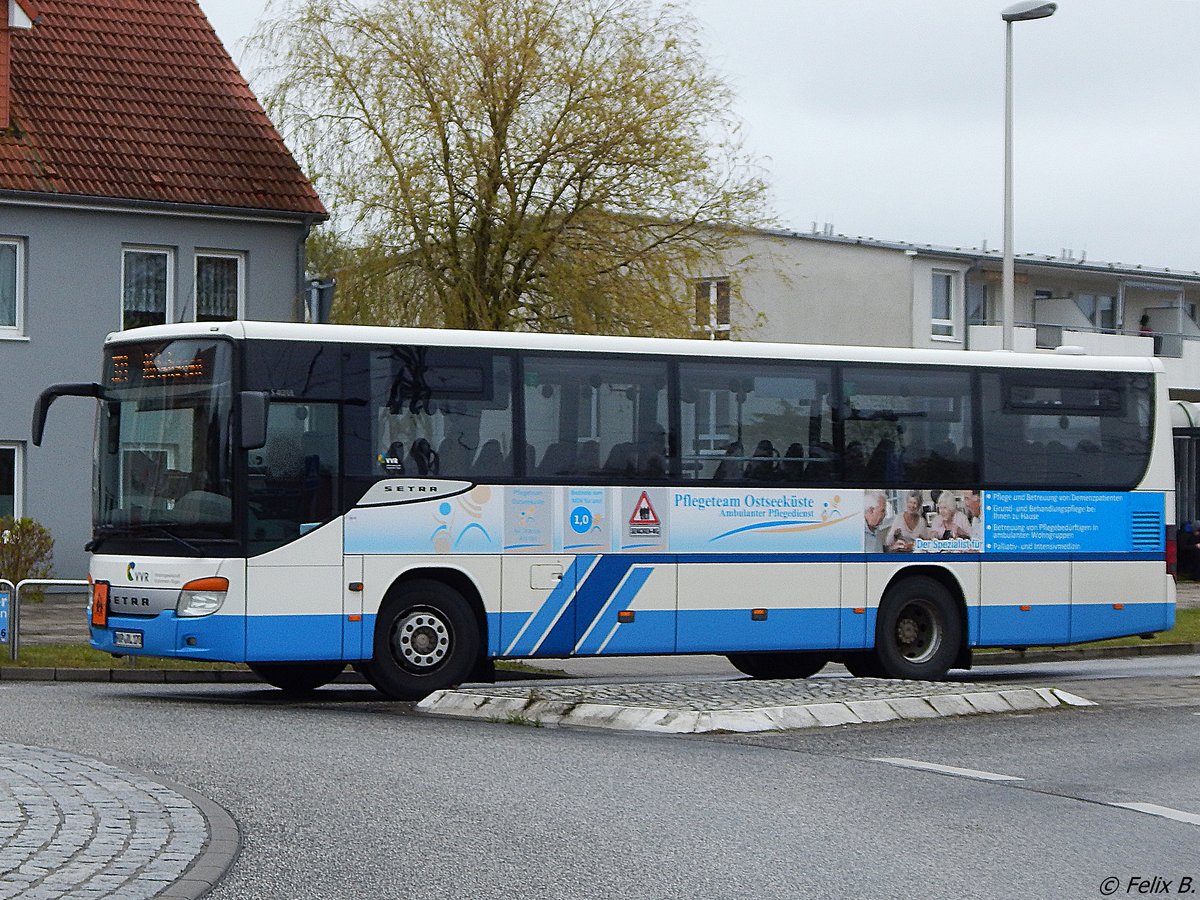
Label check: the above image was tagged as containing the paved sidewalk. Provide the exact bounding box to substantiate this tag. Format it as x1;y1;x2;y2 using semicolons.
0;744;238;899
11;593;89;645
1175;579;1200;608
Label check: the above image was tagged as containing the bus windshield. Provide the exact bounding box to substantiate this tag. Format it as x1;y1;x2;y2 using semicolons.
95;338;234;535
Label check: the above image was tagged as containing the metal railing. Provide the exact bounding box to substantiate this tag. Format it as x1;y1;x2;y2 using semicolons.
971;318;1199;357
4;578;89;661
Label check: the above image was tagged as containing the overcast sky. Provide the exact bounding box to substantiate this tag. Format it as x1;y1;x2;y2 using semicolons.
202;0;1200;273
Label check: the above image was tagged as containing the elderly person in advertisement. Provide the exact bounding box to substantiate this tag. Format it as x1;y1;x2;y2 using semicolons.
863;489;889;552
963;490;984;542
885;490;928;552
929;490;972;540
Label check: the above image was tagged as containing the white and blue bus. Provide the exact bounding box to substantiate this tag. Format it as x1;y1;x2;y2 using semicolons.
34;322;1176;698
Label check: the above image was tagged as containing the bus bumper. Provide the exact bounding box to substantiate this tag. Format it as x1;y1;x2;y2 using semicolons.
90;611;244;662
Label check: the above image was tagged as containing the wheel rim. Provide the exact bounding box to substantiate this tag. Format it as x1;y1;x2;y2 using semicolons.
892;598;942;664
390;608;453;671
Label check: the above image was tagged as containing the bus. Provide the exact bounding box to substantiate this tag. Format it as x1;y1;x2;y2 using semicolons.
33;322;1176;699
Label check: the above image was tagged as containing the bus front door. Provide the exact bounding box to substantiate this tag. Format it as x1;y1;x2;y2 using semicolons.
245;520;346;662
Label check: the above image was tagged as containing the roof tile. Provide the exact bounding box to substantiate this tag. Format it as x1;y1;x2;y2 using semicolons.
0;0;326;216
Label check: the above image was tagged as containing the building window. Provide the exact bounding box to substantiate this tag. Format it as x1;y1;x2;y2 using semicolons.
195;252;243;322
0;444;20;518
0;238;23;334
966;281;987;326
694;278;731;340
122;247;173;329
1074;293;1115;331
694;389;732;456
931;270;958;338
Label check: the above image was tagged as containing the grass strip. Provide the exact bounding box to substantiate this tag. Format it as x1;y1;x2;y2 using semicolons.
0;644;569;674
1032;606;1199;649
970;607;1199;655
0;644;248;670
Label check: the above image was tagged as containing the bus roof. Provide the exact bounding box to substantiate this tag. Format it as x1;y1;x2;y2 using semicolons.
105;320;1166;374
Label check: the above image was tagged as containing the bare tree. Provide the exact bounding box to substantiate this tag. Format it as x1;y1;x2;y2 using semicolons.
256;0;768;334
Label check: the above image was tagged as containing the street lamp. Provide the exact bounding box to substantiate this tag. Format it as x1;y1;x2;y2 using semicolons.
1001;0;1056;351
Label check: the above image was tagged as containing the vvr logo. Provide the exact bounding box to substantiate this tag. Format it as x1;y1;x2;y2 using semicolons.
126;562;149;583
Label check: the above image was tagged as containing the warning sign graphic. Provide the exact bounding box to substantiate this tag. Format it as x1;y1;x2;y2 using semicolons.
628;492;661;536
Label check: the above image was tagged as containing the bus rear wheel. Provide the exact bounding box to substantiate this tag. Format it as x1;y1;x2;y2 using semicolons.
248;661;345;693
874;576;962;680
726;652;828;679
363;579;481;701
840;652;886;678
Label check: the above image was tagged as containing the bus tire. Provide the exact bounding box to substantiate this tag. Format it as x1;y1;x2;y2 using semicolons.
875;576;962;680
248;661;345;693
726;652;827;679
365;579;481;701
841;652;886;678
352;661;385;692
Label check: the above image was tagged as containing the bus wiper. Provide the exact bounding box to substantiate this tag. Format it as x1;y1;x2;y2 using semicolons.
89;523;204;556
148;525;204;557
87;523;137;551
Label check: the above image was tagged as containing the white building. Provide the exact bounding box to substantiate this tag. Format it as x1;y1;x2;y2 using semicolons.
696;226;1200;521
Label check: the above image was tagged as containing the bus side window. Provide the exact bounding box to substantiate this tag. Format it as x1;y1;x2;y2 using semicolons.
363;347;515;483
979;371;1152;488
523;355;669;482
680;361;833;484
842;366;974;487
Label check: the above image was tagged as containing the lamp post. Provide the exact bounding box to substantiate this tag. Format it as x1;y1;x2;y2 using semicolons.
1001;1;1056;351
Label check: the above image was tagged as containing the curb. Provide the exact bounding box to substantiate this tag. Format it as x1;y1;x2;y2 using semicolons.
0;642;1196;683
0;744;242;900
417;684;1098;734
0;667;267;683
0;665;543;684
135;772;242;900
974;642;1200;666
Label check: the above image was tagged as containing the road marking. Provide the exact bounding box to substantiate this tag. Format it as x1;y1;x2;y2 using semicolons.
1109;802;1200;827
872;757;1023;782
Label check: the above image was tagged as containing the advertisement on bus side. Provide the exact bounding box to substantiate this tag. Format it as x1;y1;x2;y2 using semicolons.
343;482;1163;556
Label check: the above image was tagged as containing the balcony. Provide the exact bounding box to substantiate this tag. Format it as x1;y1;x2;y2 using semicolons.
967;318;1200;395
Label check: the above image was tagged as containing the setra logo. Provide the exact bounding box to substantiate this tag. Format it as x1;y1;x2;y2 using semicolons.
126;562;149;583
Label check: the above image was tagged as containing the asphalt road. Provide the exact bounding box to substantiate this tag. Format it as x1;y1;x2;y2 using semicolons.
1;656;1197;900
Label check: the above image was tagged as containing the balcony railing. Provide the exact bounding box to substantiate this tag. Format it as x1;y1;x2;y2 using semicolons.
966;320;1200;393
969;320;1185;357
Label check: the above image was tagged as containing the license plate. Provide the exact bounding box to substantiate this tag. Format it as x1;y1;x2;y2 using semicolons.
113;630;143;649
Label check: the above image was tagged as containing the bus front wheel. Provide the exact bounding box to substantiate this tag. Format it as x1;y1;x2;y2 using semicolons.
364;579;481;701
726;652;827;679
874;577;962;680
248;661;345;693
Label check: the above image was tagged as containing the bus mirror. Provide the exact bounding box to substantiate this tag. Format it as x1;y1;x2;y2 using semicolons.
32;382;100;446
240;391;270;451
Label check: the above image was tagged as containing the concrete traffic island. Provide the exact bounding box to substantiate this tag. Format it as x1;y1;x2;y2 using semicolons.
417;678;1096;734
0;743;239;899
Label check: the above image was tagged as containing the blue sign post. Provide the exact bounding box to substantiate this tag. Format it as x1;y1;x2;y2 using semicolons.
0;590;9;650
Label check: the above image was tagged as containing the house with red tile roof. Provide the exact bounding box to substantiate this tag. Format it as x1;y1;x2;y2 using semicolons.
1;0;327;574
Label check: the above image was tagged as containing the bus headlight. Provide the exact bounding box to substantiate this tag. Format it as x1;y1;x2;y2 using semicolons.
177;577;229;617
